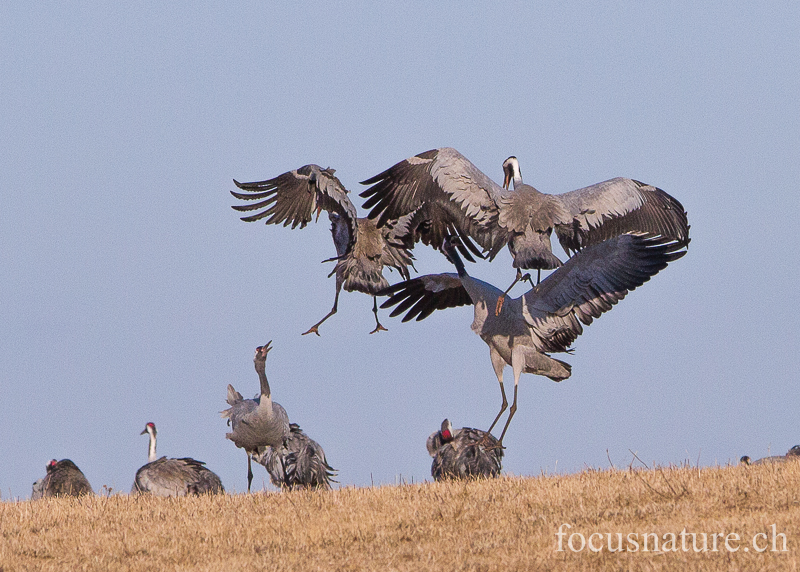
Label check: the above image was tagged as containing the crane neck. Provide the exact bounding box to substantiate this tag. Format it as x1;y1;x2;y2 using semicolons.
444;243;468;278
255;362;273;404
147;430;157;462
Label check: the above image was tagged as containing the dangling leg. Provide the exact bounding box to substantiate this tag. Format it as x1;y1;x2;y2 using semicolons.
247;453;254;493
495;269;532;316
302;282;342;336
369;295;388;334
497;346;525;446
487;348;508;434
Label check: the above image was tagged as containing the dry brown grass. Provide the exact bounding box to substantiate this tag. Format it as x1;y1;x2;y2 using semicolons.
2;461;800;571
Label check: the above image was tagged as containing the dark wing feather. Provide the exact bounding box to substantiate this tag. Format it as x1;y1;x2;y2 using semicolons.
378;273;472;322
554;178;690;255
384;203;486;263
360;148;508;258
254;423;336;490
523;233;687;352
231;165;358;247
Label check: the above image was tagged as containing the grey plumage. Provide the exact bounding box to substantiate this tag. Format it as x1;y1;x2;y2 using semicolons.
740;445;800;466
231;165;415;335
32;477;44;499
427;419;502;481
221;341;290;492
131;422;224;497
31;459;93;499
380;233;687;445
253;423;337;490
361;148;689;280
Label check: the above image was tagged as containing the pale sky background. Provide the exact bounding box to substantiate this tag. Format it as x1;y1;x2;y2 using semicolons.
2;2;798;499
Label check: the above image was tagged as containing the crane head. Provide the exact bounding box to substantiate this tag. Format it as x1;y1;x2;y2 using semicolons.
441;235;463;266
255;340;273;360
440;419;454;442
502;155;520;190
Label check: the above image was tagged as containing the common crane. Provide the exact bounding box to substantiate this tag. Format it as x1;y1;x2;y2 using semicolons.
231;165;415;335
380;233;687;446
740;445;800;465
253;422;337;490
361;148;689;312
131;422;224;496
221;341;290;492
31;459;93;499
427;419;503;481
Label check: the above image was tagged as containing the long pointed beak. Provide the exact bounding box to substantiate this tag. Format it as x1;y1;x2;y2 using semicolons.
503;171;511;190
140;428;147;435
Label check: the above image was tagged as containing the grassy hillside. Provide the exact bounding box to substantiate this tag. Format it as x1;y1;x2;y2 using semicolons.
2;462;799;571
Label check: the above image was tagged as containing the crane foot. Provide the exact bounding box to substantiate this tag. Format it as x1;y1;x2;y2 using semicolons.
301;326;322;336
477;433;505;450
369;323;388;334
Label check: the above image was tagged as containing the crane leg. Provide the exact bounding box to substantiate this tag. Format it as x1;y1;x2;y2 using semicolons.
302;285;341;336
495;269;532;316
487;383;508;434
487;348;508;435
369;296;388;334
497;385;518;447
247;454;254;493
497;348;524;447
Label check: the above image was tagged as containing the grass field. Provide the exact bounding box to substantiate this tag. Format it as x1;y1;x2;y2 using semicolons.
2;461;799;571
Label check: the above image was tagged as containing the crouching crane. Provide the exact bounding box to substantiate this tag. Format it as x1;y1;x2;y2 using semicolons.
427;419;503;481
253;422;337;490
32;459;93;499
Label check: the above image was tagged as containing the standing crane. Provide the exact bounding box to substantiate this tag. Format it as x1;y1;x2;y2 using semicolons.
380;233;687;446
231;165;415;335
426;419;503;481
253;422;337;490
31;459;93;499
222;341;290;492
361;148;689;312
131;422;224;496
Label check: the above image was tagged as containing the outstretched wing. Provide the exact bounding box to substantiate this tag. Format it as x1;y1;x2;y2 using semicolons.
360;148;509;258
231;164;359;250
378;273;473;322
555;178;690;255
523;233;688;352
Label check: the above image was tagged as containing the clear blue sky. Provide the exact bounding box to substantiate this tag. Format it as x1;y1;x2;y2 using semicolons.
2;2;798;498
